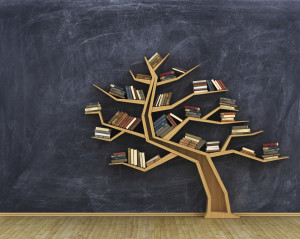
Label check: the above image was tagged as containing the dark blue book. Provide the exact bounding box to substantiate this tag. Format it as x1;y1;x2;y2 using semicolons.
125;86;133;99
154;119;168;130
207;80;215;91
154;115;167;126
155;121;169;131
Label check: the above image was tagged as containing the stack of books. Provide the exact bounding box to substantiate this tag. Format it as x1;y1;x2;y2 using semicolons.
241;147;256;156
128;148;146;168
220;98;237;110
211;79;227;91
111;152;127;163
185;106;201;118
172;67;187;75
231;125;251;134
148;53;163;68
159;71;177;81
206;141;220;153
136;74;152;80
193;80;208;93
94;127;111;139
109;84;126;99
154;92;172;107
220;112;236;122
153;113;182;137
262;142;280;159
179;133;206;150
85;102;102;113
125;86;145;100
146;155;162;167
108;111;142;131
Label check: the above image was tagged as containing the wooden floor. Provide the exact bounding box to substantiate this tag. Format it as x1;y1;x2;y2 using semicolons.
0;216;299;238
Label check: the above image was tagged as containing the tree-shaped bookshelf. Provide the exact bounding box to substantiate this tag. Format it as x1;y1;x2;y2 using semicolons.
86;53;289;218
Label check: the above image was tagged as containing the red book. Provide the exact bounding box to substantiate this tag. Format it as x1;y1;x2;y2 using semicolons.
113;152;126;155
123;116;134;129
159;71;175;77
217;80;227;90
184;106;200;111
117;114;129;127
263;142;279;147
120;115;132;128
166;114;178;127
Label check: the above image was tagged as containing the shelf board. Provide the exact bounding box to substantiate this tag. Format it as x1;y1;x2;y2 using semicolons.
91;131;125;142
129;70;151;85
93;84;145;105
157;65;200;86
209;149;289;162
202;106;239;120
109;153;177;172
152;90;228;112
220;131;263;151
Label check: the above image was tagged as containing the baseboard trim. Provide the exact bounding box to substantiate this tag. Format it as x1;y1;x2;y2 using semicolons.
0;212;299;217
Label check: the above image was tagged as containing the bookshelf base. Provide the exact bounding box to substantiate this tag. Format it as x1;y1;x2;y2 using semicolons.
204;211;240;219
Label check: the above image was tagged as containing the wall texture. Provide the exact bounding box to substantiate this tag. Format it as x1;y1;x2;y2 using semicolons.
1;0;299;212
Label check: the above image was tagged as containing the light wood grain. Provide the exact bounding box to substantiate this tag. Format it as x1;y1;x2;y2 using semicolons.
0;216;299;239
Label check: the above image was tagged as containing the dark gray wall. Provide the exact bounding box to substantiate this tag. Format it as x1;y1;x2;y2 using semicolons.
1;0;299;212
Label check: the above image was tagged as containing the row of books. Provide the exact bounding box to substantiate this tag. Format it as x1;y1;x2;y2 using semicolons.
110;150;162;168
154;92;172;107
220;112;236;122
109;84;145;100
159;68;187;81
108;111;141;131
85;102;102;113
153;113;183;138
148;52;163;68
94;127;111;139
179;133;206;150
135;74;152;80
220;97;237;110
240;142;281;160
206;141;220;153
185;105;201;118
232;125;251;134
193;79;227;93
262;142;280;159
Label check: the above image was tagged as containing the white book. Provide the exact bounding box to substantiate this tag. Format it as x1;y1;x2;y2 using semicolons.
194;86;207;90
130;86;136;100
212;79;222;90
125;117;136;129
193;80;207;83
130;148;134;165
146;155;160;164
170;113;183;122
194;90;208;93
156;94;163;107
184;136;200;142
95;132;110;137
136;90;141;100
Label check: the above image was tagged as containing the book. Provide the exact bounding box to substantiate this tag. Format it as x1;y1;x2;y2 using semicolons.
172;67;187;74
263;142;279;147
170;113;183;122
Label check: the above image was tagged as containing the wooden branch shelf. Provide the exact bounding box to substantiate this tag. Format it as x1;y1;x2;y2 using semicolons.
210;149;289;163
109;153;177;172
157;65;200;86
221;131;263;151
152;90;228;112
91;131;125;142
86;52;289;219
86;111;145;139
93;84;145;105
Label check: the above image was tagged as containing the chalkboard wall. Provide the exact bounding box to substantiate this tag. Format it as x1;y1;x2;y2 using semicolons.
1;0;299;212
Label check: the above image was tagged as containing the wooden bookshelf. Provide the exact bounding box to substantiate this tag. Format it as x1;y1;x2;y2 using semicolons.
86;53;289;219
152;90;228;112
109;153;176;172
93;84;145;105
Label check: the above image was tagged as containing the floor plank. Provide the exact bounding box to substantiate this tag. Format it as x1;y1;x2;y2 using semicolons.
0;216;299;239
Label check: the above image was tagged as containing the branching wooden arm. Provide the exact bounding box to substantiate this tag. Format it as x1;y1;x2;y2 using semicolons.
210;149;289;163
109;152;177;172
